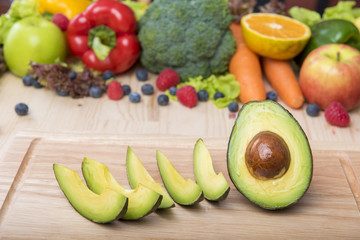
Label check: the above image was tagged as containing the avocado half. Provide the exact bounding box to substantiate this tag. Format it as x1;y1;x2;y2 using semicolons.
126;147;175;209
156;150;204;206
193;139;230;201
81;157;162;220
53;164;128;223
227;100;313;210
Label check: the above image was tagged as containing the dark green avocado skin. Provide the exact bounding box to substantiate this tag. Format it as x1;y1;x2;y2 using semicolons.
226;100;313;210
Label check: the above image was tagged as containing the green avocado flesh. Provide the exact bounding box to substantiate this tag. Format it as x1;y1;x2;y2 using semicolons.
53;164;128;223
126;147;175;209
193;139;230;201
156;150;204;206
81;157;162;220
227;100;313;210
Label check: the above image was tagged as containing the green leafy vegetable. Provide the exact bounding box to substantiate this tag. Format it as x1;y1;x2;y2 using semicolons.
0;0;40;44
288;7;321;27
323;1;360;21
289;0;360;27
167;74;240;108
7;0;39;19
29;62;105;98
0;44;7;76
120;0;148;20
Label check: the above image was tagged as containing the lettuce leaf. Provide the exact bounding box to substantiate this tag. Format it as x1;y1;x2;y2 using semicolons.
323;1;358;21
288;6;321;27
167;73;240;108
0;0;39;44
288;1;360;27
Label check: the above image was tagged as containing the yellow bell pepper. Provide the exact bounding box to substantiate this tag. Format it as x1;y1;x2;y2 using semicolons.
37;0;92;19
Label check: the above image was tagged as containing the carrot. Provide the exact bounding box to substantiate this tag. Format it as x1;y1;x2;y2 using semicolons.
229;22;245;45
229;23;266;103
262;57;304;109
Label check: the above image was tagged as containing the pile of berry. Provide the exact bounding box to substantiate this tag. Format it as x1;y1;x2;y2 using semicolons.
104;67;240;112
304;101;350;127
17;65;352;128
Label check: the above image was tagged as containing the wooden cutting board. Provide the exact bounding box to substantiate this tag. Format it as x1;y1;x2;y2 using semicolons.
0;134;360;239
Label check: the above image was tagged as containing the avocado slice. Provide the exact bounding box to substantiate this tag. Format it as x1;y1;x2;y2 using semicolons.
53;164;128;223
126;147;175;209
156;150;204;206
81;157;163;220
193;139;230;201
227;100;313;210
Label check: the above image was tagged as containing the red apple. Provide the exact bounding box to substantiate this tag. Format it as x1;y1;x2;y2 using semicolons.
299;44;360;111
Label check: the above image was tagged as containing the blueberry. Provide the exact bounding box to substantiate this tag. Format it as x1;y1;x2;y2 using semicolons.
32;77;43;88
55;88;70;97
141;83;154;95
228;102;239;112
136;69;148;81
129;92;141;103
122;84;131;95
266;91;278;101
89;86;103;98
157;94;169;106
169;86;177;96
15;103;29;116
306;103;320;117
22;75;34;86
102;70;115;81
68;71;77;80
197;89;209;102
213;91;224;100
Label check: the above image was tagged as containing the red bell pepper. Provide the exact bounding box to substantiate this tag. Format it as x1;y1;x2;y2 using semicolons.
67;0;140;74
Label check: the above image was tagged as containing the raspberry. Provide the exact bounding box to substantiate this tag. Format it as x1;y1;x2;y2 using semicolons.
156;69;180;91
324;102;350;127
107;81;123;100
176;85;197;108
52;13;69;31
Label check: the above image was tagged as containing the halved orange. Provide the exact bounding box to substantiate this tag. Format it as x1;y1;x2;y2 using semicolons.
241;13;311;60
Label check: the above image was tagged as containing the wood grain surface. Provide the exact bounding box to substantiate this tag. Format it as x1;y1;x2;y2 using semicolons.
0;133;359;239
0;67;359;162
0;64;359;239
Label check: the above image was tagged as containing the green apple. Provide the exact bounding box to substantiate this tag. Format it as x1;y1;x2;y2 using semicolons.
299;43;360;111
4;16;67;77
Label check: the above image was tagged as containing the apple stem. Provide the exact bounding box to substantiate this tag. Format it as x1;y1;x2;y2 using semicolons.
337;51;340;62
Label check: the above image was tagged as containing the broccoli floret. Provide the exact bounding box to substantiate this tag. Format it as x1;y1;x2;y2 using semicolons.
138;0;236;81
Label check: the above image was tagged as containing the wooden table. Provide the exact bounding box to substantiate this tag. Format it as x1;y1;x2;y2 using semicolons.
0;67;359;239
1;68;359;149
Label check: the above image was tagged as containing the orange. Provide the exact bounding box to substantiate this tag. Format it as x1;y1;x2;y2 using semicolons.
241;13;311;60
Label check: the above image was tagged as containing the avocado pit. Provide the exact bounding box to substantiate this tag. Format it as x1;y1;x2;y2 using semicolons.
245;131;290;180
